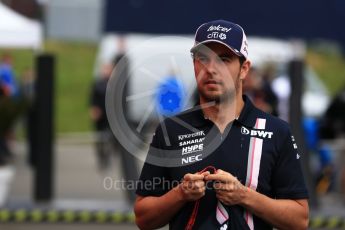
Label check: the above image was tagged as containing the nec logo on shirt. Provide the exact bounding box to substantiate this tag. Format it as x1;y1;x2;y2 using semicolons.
241;126;273;139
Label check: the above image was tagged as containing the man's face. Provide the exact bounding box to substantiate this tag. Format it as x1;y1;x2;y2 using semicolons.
100;63;114;79
193;42;249;103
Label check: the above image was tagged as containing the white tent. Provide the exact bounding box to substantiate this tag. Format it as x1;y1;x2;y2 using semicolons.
0;2;43;49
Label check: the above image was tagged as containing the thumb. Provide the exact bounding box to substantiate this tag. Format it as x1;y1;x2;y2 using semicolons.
200;171;211;177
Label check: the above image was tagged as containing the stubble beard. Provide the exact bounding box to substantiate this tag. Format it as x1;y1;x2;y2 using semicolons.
198;74;241;104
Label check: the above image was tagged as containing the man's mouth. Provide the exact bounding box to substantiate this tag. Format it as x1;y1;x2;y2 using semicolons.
205;80;221;85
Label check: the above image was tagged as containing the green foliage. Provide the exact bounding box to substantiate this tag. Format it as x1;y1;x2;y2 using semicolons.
44;40;97;132
1;40;97;133
306;49;345;96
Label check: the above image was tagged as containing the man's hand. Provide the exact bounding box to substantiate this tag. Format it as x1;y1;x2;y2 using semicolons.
205;169;247;205
90;106;102;121
178;171;210;202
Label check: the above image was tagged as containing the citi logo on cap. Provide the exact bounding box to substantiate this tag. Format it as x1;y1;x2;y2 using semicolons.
207;32;227;40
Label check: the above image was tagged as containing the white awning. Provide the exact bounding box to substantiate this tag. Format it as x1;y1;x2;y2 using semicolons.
0;2;43;49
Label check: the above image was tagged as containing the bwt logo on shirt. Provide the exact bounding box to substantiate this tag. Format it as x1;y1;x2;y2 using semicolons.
241;126;273;139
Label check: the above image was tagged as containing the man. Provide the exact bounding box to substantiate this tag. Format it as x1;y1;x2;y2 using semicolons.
0;53;21;165
0;54;18;97
134;20;309;230
90;54;123;170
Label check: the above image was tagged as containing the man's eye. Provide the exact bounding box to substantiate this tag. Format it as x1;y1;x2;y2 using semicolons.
197;56;208;62
220;57;232;62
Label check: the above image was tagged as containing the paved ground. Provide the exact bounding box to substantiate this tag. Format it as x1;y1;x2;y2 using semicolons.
0;224;140;230
8;138;129;201
0;135;169;230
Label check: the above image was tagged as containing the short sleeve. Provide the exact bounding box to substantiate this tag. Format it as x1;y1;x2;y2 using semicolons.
136;123;170;197
272;128;309;199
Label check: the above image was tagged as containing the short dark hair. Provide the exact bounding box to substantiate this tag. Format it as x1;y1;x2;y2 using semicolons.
239;56;246;66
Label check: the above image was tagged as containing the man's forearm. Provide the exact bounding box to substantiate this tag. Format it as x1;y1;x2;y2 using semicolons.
241;189;309;230
134;186;186;230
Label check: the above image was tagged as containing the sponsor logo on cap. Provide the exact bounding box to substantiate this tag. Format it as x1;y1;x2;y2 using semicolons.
207;25;232;33
207;32;227;40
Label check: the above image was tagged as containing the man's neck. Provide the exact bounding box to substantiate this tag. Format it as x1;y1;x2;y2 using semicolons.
200;94;244;133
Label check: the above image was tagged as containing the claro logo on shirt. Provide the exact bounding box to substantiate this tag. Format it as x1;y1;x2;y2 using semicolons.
241;126;273;139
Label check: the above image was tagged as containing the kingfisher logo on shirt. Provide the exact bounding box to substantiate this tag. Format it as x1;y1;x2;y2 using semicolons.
178;131;205;141
241;126;273;139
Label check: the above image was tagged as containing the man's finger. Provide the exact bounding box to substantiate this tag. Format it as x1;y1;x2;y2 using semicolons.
184;173;205;181
193;180;205;189
200;171;211;177
204;174;229;182
216;169;227;175
216;169;236;178
214;181;237;191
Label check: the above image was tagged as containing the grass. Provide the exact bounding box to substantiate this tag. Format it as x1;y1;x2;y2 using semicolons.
1;40;98;133
44;40;97;133
306;49;345;96
2;40;345;133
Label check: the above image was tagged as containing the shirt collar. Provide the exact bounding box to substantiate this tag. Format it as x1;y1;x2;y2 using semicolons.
236;95;257;128
189;95;258;128
185;104;210;128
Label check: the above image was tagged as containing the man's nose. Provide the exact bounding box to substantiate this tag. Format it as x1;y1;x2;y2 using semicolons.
204;58;218;75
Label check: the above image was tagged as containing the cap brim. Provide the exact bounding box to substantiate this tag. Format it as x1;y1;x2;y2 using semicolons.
190;40;244;58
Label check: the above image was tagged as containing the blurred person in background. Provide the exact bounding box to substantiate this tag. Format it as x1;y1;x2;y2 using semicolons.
20;67;35;103
303;117;335;195
0;53;22;165
90;54;123;171
319;85;345;202
19;67;36;166
0;54;18;98
0;53;25;206
271;73;290;121
261;64;279;116
243;67;278;116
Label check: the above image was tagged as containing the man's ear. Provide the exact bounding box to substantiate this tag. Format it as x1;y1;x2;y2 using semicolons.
240;60;251;80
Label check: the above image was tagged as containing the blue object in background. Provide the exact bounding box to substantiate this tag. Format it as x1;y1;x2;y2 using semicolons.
303;117;333;168
303;117;319;151
0;63;18;97
156;77;185;116
319;145;333;168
